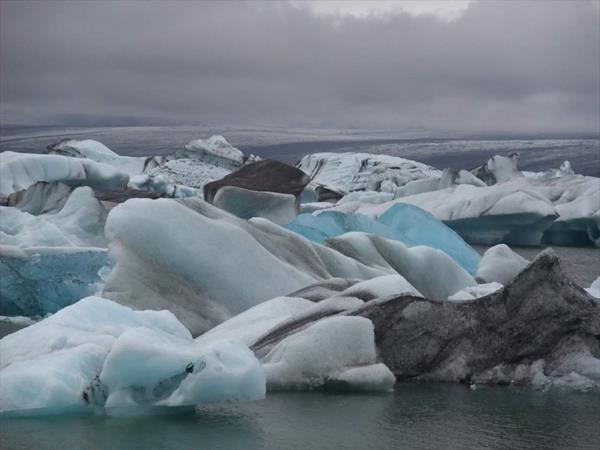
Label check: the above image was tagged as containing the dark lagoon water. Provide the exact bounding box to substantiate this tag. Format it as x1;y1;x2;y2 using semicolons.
2;386;600;450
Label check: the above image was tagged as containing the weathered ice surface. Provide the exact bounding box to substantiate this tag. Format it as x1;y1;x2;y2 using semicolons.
212;186;298;224
352;250;600;388
0;182;72;215
102;197;385;335
204;160;310;203
0;151;129;196
251;250;600;389
296;152;440;193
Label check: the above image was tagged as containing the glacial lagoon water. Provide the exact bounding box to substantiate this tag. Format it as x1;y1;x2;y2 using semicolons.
2;386;599;450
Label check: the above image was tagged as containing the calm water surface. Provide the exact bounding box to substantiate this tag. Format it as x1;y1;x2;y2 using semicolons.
2;386;599;450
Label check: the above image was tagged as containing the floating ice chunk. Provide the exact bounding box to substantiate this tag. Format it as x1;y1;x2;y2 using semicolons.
286;203;480;275
0;246;107;316
144;158;230;195
261;316;395;391
326;233;477;300
447;282;503;301
1;186;108;248
102;198;384;335
180;135;244;169
213;186;298;224
47;139;146;175
0;297;265;415
100;328;264;409
329;364;396;392
586;277;600;298
297;152;441;193
476;244;529;285
0;151;129;196
485;153;523;183
340;179;558;246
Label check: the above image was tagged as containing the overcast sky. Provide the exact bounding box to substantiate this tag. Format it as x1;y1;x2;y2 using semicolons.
1;0;599;133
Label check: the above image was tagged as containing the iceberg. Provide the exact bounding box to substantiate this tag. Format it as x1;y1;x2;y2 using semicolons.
476;244;529;285
325;232;477;300
0;151;129;196
1;187;109;316
213;186;298;225
297;152;441;193
47;139;148;175
0;246;106;316
337;179;559;246
0;297;265;415
261;316;395;391
178;135;245;169
102;197;385;335
286;203;480;274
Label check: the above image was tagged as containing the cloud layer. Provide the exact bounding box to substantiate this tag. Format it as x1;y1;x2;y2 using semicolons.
1;1;598;133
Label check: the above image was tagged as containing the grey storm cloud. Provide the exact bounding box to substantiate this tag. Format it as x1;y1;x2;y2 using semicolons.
1;0;599;133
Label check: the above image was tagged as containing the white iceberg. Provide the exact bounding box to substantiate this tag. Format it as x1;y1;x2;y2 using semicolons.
213;186;298;225
0;297;265;415
476;244;529;285
326;232;477;300
0;151;129;196
297;152;441;193
261;316;395;391
180;135;245;169
102;197;385;334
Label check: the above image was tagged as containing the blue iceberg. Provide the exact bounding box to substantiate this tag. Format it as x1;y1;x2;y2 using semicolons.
285;203;480;274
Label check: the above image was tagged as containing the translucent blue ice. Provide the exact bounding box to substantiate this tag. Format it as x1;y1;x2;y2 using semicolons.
285;203;480;275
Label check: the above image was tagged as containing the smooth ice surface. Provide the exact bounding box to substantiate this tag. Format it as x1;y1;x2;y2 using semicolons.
333;275;422;299
326;233;477;300
286;203;480;274
196;296;315;346
447;282;503;301
476;244;529;285
262;316;395;391
0;151;129;196
213;186;298;225
102;198;385;334
0;297;265;415
47;139;147;175
586;277;600;298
